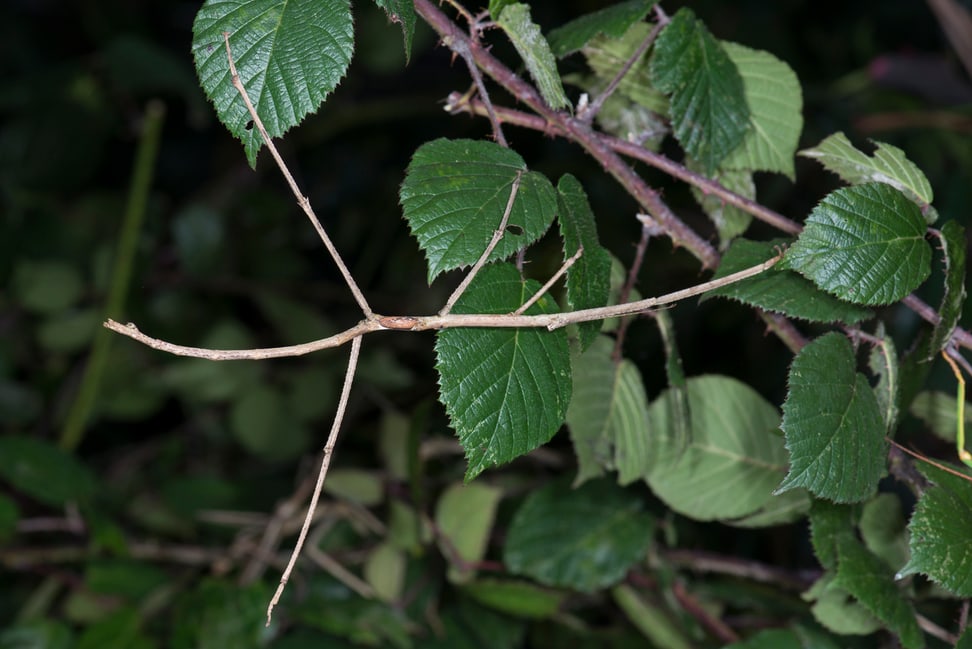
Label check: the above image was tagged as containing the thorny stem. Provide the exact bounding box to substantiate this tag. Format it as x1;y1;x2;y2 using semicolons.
105;254;783;361
266;335;362;625
222;33;373;318
440;170;523;315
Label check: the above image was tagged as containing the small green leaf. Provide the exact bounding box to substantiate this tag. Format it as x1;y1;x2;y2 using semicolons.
0;494;20;542
547;0;658;58
860;493;909;571
727;487;809;528
0;621;74;649
191;0;354;167
582;23;669;115
372;0;415;62
173;579;270;649
364;542;407;602
923;221;966;360
565;336;652;486
435;482;503;583
463;579;566;619
646;376;788;521
707;239;873;323
799;132;935;219
808;499;855;571
777;333;887;503
400;139;558;283
652;310;690;459
783;183;932;306
649;8;749;174
898;462;972;596
808;575;883;636
323;469;385;506
504;479;653;592
868;327;899;433
229;384;310;462
436;265;570;479
723;629;804;649
612;584;693;649
13;260;84;315
721;42;803;180
0;436;97;506
556;174;611;350
38;308;100;354
689;166;754;247
833;536;923;649
910;390;972;443
495;4;569;110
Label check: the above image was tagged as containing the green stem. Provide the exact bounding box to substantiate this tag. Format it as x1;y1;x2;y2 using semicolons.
59;100;166;451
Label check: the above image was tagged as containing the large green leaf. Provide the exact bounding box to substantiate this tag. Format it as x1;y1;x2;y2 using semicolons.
556;174;611;351
565;336;651;486
504;479;653;592
645;375;788;522
898;462;972;596
833;536;923;649
496;4;569;110
799;132;935;220
462;579;566;619
777;333;887;503
192;0;354;167
923;221;966;360
783;183;932;306
400;139;558;283
547;0;658;57
706;239;873;324
721;42;803;179
0;436;97;506
372;0;415;61
435;264;571;480
649;8;749;174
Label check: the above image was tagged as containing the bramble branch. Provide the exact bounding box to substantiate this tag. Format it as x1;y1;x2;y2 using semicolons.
104;254;782;361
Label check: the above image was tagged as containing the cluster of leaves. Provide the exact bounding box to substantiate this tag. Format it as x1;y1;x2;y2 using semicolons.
3;0;972;648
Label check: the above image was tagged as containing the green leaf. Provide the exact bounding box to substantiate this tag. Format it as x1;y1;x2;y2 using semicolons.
868;326;899;433
435;264;571;479
13;259;84;315
0;621;74;649
689;166;754;247
0;436;97;506
923;221;966;360
323;469;385;506
504;479;653;592
721;42;803;180
556;174;612;350
727;487;809;528
565;336;651;486
495;4;569;110
373;0;415;62
649;8;749;174
229;384;310;462
898;462;972;596
400;139;558;283
833;536;923;649
611;584;693;649
435;482;503;583
724;629;804;649
364;542;406;602
707;239;873;323
488;0;515;18
582;23;669;115
77;608;153;649
0;494;18;542
652;310;690;460
799;132;935;219
808;499;855;571
463;579;566;619
783;183;932;306
777;333;887;503
860;493;909;571
910;390;972;443
807;575;883;636
645;375;788;521
173;579;270;649
547;0;658;58
191;0;354;167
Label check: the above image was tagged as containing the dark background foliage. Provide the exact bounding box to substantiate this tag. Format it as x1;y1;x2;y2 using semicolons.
2;0;971;646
